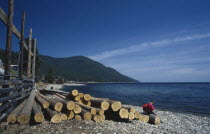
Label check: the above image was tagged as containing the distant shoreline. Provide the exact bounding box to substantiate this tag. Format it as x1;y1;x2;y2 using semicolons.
78;82;210;84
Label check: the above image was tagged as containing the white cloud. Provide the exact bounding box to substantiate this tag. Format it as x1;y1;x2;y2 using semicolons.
89;32;210;60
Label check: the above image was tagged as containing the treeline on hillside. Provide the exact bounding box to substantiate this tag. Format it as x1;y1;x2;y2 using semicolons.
39;55;139;83
0;39;41;78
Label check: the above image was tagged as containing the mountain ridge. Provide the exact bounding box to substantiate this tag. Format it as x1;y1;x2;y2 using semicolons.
39;55;139;82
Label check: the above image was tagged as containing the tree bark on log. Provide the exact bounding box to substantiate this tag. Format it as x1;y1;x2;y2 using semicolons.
17;90;36;124
32;101;44;123
55;93;66;100
148;114;160;124
7;99;27;124
39;90;68;96
73;105;82;114
45;108;61;123
90;98;110;111
38;94;63;112
35;95;49;109
105;108;129;121
66;94;80;101
80;99;91;106
75;102;96;115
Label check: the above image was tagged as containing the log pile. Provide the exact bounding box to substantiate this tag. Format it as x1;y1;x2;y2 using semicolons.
5;89;160;125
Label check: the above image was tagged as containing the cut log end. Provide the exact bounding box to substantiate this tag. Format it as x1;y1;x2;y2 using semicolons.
93;115;102;123
84;94;91;101
135;111;140;119
34;113;44;123
128;112;135;120
91;108;97;115
54;102;63;112
130;108;136;113
101;115;105;121
17;114;30;125
119;108;129;119
72;89;78;96
139;114;149;123
87;101;91;106
7;115;16;124
60;114;68;121
73;105;82;114
51;114;61;123
67;101;75;110
43;102;50;109
111;101;122;112
78;93;84;98
83;112;92;120
98;109;104;115
67;111;74;120
75;115;82;120
101;101;109;110
75;96;81;101
36;95;49;109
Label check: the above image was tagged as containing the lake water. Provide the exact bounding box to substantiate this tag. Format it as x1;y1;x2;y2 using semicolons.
61;83;210;116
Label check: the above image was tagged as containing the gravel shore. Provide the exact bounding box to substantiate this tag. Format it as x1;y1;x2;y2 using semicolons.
3;105;210;134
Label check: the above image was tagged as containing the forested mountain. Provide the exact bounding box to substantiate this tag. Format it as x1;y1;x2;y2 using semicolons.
39;55;139;82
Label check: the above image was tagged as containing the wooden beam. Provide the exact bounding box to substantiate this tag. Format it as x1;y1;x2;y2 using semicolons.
0;8;34;56
0;91;30;113
0;84;32;94
0;79;22;85
0;8;20;39
32;39;36;80
27;29;32;79
4;0;14;79
19;11;25;78
17;90;36;124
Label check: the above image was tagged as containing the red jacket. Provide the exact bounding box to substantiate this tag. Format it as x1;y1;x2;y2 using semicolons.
143;102;155;112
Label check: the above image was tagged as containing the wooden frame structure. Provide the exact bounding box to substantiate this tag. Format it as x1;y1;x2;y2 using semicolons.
0;0;38;122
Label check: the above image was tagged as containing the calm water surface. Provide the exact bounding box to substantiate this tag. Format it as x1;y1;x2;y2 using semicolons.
61;83;210;116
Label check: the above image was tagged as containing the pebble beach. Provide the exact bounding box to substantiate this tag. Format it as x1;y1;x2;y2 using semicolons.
3;104;210;134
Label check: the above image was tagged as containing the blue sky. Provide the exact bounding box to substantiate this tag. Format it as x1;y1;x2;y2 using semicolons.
0;0;210;82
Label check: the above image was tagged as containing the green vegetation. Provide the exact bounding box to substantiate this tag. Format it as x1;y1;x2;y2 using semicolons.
0;47;41;77
45;68;54;83
39;55;139;82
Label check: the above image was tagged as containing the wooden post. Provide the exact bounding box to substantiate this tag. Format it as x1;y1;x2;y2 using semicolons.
19;11;25;78
32;39;36;80
4;0;14;80
27;28;32;79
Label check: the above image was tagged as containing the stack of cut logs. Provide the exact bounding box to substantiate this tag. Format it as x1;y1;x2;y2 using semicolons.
6;89;160;125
